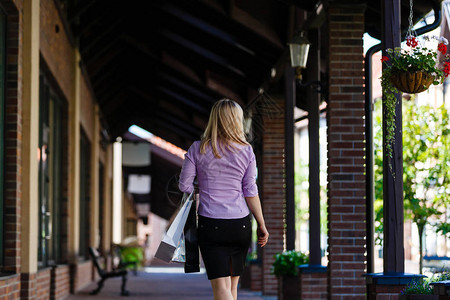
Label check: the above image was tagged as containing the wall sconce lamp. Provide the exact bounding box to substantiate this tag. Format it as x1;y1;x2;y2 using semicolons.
288;31;325;96
288;31;310;80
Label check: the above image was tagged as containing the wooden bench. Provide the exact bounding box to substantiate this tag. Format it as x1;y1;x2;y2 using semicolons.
423;255;450;273
89;247;130;296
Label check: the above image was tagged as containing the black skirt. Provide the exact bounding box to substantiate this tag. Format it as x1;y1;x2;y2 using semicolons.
198;214;252;280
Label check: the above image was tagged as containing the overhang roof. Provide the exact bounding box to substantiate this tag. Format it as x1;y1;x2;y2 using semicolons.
59;0;441;150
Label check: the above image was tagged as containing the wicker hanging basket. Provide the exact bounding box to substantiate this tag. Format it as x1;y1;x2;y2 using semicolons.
390;71;434;94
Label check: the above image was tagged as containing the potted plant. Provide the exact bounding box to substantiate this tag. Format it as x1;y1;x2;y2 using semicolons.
271;250;309;300
400;273;450;299
380;35;450;169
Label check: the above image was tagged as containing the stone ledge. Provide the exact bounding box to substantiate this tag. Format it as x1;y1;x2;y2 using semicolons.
365;272;426;285
298;264;327;274
0;272;18;281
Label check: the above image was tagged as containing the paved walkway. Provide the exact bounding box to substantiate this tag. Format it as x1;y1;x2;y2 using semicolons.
67;267;277;300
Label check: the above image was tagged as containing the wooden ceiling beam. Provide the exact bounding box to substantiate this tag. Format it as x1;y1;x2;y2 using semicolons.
126;89;203;136
68;0;98;22
86;46;125;79
80;20;123;56
159;1;282;62
157;72;217;104
73;7;114;37
122;43;223;101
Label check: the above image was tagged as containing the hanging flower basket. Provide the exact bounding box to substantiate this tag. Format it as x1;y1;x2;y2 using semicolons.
380;35;450;172
389;71;435;94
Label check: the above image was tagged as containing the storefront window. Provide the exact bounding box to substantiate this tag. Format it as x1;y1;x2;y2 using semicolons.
38;74;63;267
79;130;91;259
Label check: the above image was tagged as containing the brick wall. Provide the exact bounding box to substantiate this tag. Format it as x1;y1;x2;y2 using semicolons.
299;272;327;299
36;268;51;300
39;0;74;101
70;260;93;293
250;263;261;291
2;0;21;275
261;96;285;295
366;284;404;300
0;275;20;299
51;265;70;300
21;273;37;299
327;4;367;300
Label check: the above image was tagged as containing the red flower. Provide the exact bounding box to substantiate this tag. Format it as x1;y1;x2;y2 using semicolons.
443;61;450;77
438;42;447;55
406;36;418;48
381;56;389;62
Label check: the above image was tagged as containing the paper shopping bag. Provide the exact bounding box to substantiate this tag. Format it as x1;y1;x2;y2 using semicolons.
155;192;193;263
184;197;200;273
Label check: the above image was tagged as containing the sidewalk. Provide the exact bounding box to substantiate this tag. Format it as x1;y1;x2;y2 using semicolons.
67;267;277;300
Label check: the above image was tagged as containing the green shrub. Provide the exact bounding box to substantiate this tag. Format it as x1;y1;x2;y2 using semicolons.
271;250;309;277
400;279;433;295
401;272;450;295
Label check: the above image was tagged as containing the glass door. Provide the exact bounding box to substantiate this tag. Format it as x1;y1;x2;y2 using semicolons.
38;75;63;267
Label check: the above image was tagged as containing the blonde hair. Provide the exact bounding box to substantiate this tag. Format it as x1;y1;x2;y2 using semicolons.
200;98;248;158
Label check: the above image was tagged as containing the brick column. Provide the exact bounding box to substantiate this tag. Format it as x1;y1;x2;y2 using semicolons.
327;4;367;299
51;265;70;300
2;0;21;277
261;95;285;295
299;267;328;300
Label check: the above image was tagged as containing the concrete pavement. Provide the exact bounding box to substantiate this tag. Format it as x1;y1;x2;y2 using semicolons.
67;267;277;300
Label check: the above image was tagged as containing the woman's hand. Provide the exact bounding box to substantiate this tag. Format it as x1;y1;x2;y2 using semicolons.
257;224;269;247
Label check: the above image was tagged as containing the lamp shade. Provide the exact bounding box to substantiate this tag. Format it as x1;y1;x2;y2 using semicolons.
122;142;151;166
288;32;310;69
127;174;151;194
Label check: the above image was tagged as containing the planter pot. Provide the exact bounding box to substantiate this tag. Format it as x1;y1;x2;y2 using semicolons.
399;295;439;300
278;275;300;300
390;71;434;94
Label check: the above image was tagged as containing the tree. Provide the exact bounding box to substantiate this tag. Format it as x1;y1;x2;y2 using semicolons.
374;99;450;273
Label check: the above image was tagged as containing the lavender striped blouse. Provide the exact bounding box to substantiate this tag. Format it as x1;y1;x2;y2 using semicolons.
178;141;258;219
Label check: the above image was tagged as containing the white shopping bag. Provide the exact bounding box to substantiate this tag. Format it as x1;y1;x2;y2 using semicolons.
171;232;186;262
155;192;193;263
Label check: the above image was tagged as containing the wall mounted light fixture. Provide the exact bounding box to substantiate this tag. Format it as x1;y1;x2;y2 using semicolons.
288;31;310;80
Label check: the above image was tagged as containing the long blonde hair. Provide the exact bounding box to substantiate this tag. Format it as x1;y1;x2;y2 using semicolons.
200;99;248;158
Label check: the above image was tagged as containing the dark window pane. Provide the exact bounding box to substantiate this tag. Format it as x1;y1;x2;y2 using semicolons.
0;9;5;265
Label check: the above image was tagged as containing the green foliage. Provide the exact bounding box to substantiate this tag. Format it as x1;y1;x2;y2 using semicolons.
432;272;450;282
295;154;328;236
384;46;444;79
436;223;450;237
373;102;384;246
400;272;450;295
373;100;450;264
379;70;399;170
400;278;433;295
295;160;310;229
380;39;447;169
402;102;449;246
271;250;309;277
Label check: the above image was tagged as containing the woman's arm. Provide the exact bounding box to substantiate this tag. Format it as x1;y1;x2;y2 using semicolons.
245;195;269;247
242;149;269;247
178;146;196;193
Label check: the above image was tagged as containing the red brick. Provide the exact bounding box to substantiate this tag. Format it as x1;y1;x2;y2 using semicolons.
327;3;366;299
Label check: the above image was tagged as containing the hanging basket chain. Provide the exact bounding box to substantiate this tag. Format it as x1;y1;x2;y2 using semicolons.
406;0;416;39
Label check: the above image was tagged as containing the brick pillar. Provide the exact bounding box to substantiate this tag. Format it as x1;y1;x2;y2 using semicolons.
299;272;328;299
261;95;285;295
51;265;70;300
2;0;21;276
20;273;37;299
327;4;367;299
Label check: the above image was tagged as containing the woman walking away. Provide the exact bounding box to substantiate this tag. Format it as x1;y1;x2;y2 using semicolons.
179;98;269;300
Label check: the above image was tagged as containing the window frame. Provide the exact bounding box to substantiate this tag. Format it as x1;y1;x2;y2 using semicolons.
38;74;64;268
79;129;91;260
